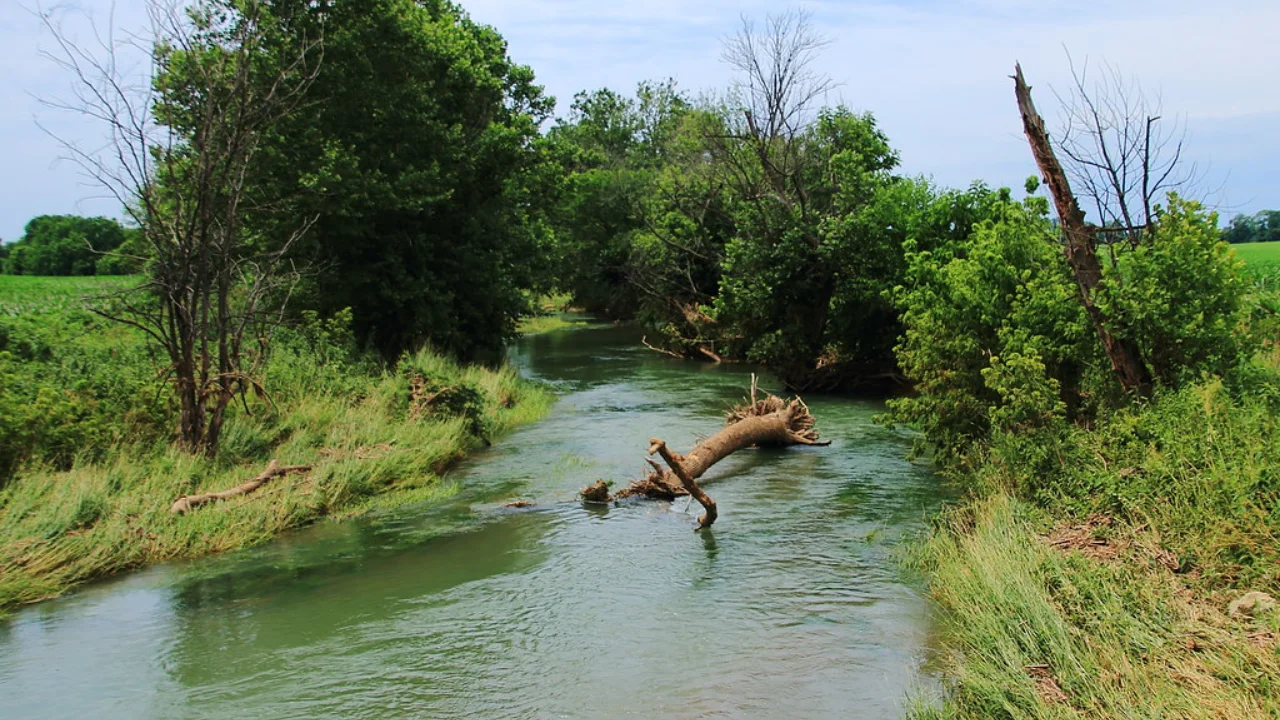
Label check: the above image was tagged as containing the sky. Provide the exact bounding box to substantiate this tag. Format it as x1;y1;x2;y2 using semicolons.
1;0;1277;241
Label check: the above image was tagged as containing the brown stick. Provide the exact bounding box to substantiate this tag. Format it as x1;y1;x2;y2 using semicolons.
1012;63;1152;396
640;335;686;360
170;459;312;514
648;439;718;530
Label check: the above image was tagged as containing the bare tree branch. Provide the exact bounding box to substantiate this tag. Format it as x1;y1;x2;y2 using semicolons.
37;0;324;456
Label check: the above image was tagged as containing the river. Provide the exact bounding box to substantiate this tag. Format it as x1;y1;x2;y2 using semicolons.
0;319;948;718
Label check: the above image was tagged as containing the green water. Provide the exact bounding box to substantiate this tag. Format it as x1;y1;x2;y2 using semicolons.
0;320;948;718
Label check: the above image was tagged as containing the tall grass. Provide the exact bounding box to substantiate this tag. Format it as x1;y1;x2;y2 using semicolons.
0;277;554;613
910;369;1280;718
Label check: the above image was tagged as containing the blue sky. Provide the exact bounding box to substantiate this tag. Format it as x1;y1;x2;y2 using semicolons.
2;0;1277;241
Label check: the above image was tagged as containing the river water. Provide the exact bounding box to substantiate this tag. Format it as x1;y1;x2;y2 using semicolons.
0;320;948;719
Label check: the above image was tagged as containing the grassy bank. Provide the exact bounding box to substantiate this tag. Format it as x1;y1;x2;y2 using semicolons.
909;360;1280;718
0;277;554;614
516;292;579;335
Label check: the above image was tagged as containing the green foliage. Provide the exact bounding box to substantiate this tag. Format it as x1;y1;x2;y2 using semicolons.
890;193;1261;457
1;216;139;276
1221;209;1280;244
550;87;1013;389
0;276;166;481
888;195;1099;456
1097;196;1257;387
0;276;553;611
230;0;560;362
546;80;692;318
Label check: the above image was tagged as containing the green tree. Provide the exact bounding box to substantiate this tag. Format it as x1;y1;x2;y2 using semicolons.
1;216;134;276
546;80;692;317
244;0;559;363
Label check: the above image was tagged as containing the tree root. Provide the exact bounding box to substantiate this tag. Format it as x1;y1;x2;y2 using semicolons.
170;459;312;514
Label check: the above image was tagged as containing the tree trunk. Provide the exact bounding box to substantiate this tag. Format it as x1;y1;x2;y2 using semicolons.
1012;63;1153;396
608;378;830;528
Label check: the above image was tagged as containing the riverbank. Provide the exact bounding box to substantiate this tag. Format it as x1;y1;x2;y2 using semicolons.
0;277;555;614
909;365;1280;718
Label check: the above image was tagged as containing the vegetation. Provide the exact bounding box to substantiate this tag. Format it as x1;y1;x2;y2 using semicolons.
5;0;1280;715
1;216;140;276
1222;210;1280;245
237;0;562;363
0;276;552;612
1234;241;1280;275
545;21;997;390
887;186;1280;716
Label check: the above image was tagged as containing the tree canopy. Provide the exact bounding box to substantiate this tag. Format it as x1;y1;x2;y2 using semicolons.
230;0;561;362
1222;210;1280;244
1;216;138;276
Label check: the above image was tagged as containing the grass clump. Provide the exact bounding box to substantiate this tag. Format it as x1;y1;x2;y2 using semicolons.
0;277;554;613
913;494;1280;719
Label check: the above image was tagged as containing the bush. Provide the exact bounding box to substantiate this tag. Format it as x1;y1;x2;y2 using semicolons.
887;195;1100;457
1098;196;1257;387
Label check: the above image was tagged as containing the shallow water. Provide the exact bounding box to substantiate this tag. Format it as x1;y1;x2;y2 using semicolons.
0;319;947;719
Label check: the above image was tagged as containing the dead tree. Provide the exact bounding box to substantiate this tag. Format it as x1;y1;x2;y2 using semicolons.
599;376;829;530
720;8;836;207
1053;53;1198;244
38;0;323;455
1013;64;1153;396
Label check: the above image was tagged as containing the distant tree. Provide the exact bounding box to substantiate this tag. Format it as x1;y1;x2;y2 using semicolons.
0;215;134;275
1220;210;1280;244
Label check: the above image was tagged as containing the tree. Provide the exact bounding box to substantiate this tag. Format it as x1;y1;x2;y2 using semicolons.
547;80;693;318
40;0;323;454
1013;63;1153;396
1053;53;1198;241
241;0;558;363
1222;210;1280;244
0;215;133;275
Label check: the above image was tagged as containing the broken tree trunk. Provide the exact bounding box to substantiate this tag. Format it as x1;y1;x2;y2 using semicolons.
1012;63;1152;397
170;459;312;514
648;438;718;530
606;376;829;529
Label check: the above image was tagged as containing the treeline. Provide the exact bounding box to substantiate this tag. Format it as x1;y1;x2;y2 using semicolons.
0;216;140;276
543;68;995;391
1222;209;1280;244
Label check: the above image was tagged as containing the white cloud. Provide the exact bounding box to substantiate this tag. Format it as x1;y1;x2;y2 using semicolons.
2;0;1276;240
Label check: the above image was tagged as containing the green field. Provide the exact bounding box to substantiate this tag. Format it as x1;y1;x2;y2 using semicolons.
1232;241;1280;274
0;274;140;315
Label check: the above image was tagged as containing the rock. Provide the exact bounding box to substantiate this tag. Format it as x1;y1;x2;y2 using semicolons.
1228;591;1278;618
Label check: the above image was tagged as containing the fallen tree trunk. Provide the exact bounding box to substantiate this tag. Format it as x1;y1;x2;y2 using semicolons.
170;459;312;514
600;377;829;528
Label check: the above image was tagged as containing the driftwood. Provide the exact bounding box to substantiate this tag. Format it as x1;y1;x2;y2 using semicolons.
1012;63;1152;396
593;376;829;529
170;459;312;514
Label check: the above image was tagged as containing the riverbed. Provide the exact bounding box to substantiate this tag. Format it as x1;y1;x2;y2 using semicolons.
0;319;947;718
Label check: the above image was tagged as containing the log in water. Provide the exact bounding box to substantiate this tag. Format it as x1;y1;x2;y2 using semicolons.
0;318;950;718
